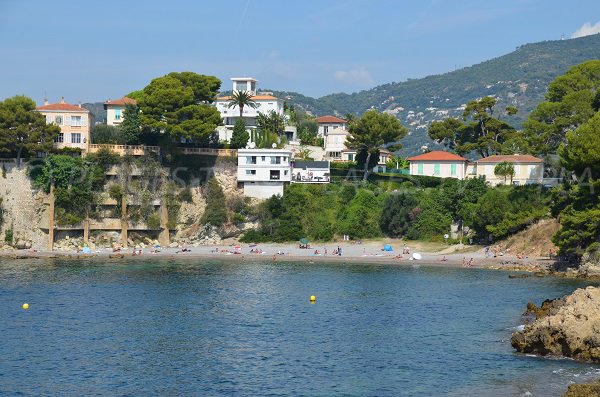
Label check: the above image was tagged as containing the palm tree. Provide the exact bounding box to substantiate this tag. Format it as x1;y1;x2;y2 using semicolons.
227;91;258;118
494;161;515;184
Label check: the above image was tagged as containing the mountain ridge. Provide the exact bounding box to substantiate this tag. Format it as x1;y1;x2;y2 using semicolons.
267;34;600;155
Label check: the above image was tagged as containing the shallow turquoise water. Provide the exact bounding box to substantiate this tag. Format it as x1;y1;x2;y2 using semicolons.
1;258;599;396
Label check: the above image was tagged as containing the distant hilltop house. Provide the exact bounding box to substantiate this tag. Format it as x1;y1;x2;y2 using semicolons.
407;151;469;179
103;97;137;126
215;77;296;143
407;151;547;186
36;97;95;153
473;154;544;186
316;115;347;138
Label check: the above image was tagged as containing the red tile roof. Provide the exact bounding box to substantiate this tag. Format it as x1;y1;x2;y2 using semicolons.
36;103;88;112
407;151;467;162
104;97;137;106
317;115;347;124
477;154;543;163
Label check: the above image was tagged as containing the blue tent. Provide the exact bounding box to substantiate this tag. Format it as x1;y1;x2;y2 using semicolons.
82;246;92;254
383;244;393;252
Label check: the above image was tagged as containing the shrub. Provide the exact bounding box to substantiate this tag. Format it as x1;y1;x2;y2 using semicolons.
4;228;13;245
146;212;161;229
178;187;193;203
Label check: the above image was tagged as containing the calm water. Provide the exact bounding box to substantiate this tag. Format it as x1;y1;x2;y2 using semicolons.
1;258;599;396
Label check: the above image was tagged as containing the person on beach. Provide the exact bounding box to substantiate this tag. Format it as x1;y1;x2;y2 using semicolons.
468;258;474;267
441;256;447;262
462;257;467;267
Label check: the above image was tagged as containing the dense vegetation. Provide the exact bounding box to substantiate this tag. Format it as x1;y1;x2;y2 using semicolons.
241;177;551;244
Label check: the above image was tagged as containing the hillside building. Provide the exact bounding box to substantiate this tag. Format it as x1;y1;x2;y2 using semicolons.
316;115;347;138
36;97;95;153
103;97;137;126
237;148;292;198
407;151;469;179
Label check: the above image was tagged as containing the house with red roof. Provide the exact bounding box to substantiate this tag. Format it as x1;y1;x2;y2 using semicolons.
474;154;544;186
36;97;95;153
104;97;137;126
407;151;469;179
316;115;347;138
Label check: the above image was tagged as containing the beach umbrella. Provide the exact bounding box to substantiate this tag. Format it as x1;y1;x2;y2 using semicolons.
412;253;422;260
300;238;309;245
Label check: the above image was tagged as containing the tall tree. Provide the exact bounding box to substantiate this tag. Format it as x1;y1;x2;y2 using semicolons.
227;90;258;118
559;112;600;177
120;103;141;145
230;118;249;149
523;60;600;155
427;97;518;157
201;177;227;227
494;161;516;184
136;72;223;143
346;110;408;180
0;96;60;166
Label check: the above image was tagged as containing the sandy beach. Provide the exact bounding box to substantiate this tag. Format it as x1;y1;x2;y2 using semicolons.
0;240;555;273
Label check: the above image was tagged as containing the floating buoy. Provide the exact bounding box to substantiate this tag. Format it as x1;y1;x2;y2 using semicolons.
309;295;316;303
22;303;29;310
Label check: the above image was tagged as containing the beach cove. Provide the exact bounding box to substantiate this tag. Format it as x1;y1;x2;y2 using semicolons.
1;257;599;396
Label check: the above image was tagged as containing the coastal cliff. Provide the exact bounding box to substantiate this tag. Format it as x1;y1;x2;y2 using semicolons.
512;286;600;362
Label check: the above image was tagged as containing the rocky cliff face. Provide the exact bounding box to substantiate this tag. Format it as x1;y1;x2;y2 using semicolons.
512;286;600;362
0;164;46;249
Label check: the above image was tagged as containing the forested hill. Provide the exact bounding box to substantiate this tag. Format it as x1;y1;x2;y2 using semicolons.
268;34;600;155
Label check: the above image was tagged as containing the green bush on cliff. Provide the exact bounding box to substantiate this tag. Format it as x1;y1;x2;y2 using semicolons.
201;177;227;227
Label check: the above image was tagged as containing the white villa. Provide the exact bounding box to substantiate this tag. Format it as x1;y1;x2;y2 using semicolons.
237;148;292;198
36;97;95;153
316;115;347;138
407;151;469;179
104;97;137;126
474;154;544;186
291;160;330;183
215;77;296;143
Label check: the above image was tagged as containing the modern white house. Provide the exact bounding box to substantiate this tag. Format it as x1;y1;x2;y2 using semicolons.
340;148;392;173
103;97;137;126
36;97;95;153
291;160;330;183
324;127;349;160
474;154;544;186
215;77;296;143
407;151;469;179
316;115;347;138
237;148;292;198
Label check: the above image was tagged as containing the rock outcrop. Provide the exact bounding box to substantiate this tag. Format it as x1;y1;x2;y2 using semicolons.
512;286;600;362
562;381;600;397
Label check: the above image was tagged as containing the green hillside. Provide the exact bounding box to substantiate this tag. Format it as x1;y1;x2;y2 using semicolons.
269;34;600;155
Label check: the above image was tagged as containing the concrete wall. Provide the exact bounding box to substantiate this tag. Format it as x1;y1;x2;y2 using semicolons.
243;181;284;199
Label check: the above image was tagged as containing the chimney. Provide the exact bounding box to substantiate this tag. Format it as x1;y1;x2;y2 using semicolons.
60;96;65;104
43;98;49;106
78;101;82;108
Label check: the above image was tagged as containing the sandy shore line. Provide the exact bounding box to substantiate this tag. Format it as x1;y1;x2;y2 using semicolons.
0;241;554;272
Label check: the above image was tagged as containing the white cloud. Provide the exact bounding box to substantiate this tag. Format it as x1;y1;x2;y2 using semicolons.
571;21;600;38
333;67;374;86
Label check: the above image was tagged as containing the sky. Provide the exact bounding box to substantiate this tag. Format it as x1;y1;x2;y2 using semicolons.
0;0;599;105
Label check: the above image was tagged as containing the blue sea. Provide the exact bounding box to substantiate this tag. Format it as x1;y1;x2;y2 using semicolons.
1;258;599;396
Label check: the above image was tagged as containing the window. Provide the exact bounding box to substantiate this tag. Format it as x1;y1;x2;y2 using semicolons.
417;163;424;175
270;170;280;180
451;163;457;176
323;126;329;134
247;156;257;164
54;115;63;125
434;163;440;175
271;156;281;164
284;170;288;175
70;115;83;127
245;170;256;175
55;133;64;143
115;108;121;121
71;133;81;143
261;156;265;161
348;153;354;161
